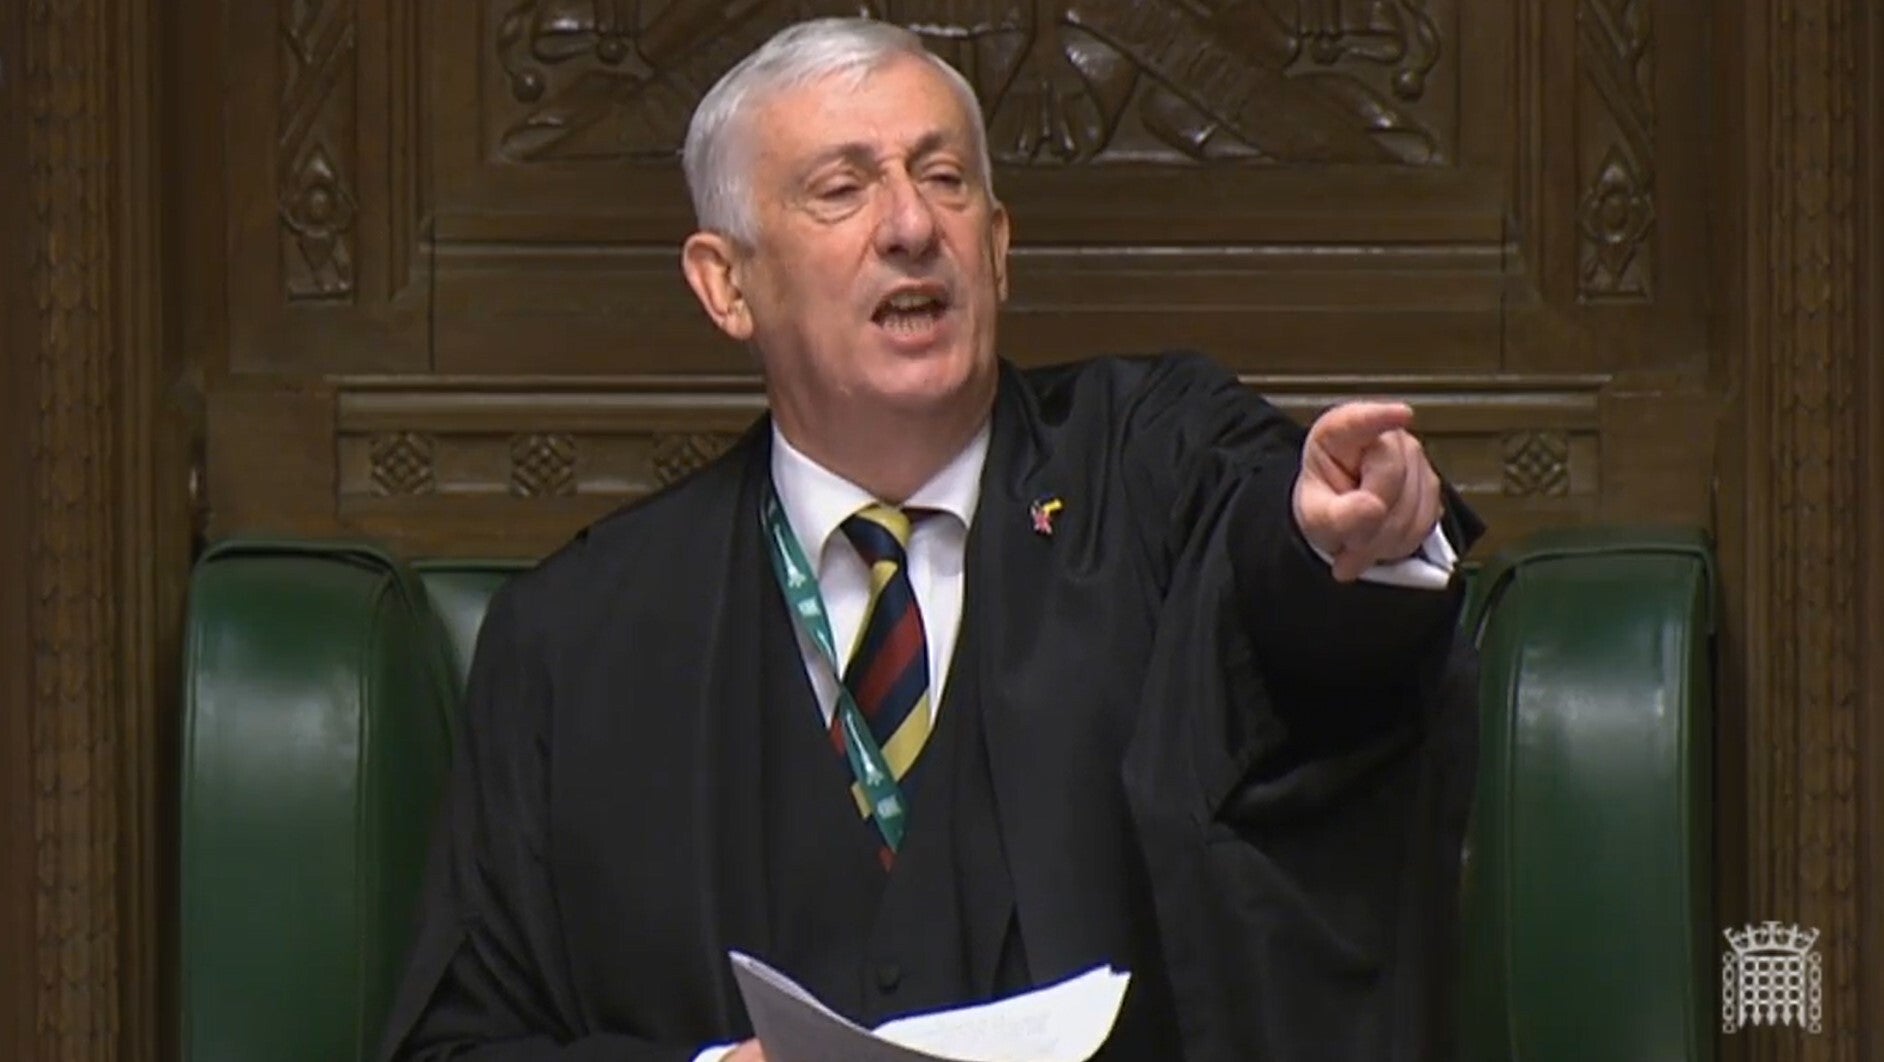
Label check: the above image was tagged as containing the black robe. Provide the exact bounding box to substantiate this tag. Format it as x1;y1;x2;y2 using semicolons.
379;353;1483;1061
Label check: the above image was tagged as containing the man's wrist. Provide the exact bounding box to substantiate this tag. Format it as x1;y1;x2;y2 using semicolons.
1306;521;1456;591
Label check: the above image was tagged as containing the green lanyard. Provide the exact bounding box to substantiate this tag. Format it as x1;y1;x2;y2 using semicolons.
761;487;909;851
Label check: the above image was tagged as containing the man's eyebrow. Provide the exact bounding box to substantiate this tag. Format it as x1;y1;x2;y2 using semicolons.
906;130;961;163
797;131;967;176
800;142;877;175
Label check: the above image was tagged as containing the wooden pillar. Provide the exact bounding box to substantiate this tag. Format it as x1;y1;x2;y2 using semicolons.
1;0;42;1056
8;0;175;1057
1720;0;1881;1057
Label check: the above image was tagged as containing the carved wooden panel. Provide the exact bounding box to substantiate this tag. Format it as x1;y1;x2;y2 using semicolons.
280;0;359;299
425;0;1514;375
1723;1;1876;1055
197;0;1723;384
0;473;27;1059
342;427;737;501
489;0;1456;166
196;0;1729;560
1501;0;1704;373
223;0;427;372
205;0;1714;548
27;0;128;1048
1575;0;1656;301
198;372;1713;559
17;0;176;1056
198;0;1718;383
1;4;33;1056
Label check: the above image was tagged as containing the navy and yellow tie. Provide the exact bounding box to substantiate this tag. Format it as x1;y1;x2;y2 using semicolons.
835;504;932;826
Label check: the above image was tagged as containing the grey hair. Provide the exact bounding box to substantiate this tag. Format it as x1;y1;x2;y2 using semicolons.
681;17;995;246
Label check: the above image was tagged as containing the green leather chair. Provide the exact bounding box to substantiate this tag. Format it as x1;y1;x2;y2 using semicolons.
179;543;462;1062
178;529;1715;1062
1455;529;1715;1062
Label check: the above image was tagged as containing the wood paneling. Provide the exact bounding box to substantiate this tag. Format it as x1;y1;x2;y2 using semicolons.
406;0;1707;377
1863;9;1884;1048
223;0;428;373
431;239;1513;376
1;2;38;1058
202;0;1722;555
1718;0;1881;1057
420;1;1533;375
1503;0;1710;374
25;0;128;1050
12;0;176;1056
476;1;1459;168
201;370;1714;559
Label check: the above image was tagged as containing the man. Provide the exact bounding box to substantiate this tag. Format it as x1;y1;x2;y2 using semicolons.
381;17;1479;1062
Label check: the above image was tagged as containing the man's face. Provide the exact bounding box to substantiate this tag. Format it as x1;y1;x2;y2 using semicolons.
712;54;1010;432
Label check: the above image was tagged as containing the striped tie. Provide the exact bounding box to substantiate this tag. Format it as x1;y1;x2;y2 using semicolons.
837;504;932;797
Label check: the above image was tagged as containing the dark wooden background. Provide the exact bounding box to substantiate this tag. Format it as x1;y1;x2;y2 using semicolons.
202;0;1717;559
1;1;1880;1059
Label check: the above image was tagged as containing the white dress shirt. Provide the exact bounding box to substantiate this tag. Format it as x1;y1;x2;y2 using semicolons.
691;420;1454;1062
770;422;988;725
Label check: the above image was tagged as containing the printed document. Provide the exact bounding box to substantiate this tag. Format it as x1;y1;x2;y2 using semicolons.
728;951;1130;1062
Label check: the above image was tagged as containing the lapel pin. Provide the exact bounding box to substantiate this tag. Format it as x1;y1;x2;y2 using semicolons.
1029;496;1064;537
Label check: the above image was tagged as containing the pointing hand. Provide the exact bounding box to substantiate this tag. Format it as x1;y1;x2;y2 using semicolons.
1292;401;1443;583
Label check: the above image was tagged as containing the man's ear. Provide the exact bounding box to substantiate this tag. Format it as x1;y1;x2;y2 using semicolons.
990;201;1012;302
681;231;754;341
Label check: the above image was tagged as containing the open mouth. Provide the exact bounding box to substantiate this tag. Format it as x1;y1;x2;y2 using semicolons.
872;288;950;337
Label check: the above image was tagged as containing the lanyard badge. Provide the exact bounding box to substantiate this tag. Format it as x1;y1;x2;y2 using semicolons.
761;489;909;851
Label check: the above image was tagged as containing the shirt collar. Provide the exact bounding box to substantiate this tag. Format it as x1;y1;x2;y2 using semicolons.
770;420;990;565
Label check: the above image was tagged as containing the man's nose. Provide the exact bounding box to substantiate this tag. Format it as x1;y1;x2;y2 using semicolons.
873;172;939;260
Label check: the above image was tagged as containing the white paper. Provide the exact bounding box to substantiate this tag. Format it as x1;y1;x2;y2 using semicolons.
729;952;1130;1062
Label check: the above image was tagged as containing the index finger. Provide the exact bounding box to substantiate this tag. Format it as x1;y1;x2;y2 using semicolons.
1307;401;1415;467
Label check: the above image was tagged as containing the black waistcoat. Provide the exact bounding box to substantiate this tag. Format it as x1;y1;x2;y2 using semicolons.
756;576;1030;1027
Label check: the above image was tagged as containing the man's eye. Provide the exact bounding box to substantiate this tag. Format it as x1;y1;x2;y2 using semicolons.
817;183;862;201
926;171;966;189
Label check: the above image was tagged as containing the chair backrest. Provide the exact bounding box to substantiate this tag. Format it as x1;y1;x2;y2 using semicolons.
411;559;536;694
177;530;1715;1061
1455;528;1715;1062
179;542;467;1062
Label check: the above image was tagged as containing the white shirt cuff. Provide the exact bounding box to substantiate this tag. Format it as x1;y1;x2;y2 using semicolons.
1313;523;1457;591
692;1044;738;1062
